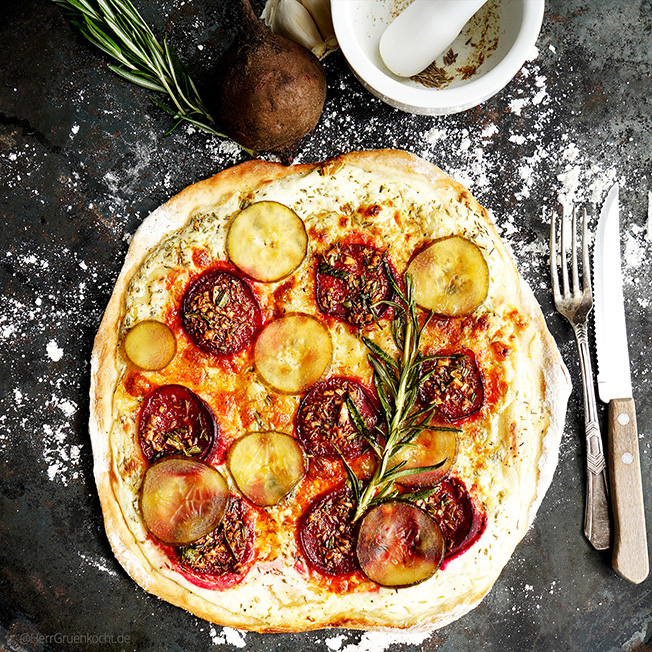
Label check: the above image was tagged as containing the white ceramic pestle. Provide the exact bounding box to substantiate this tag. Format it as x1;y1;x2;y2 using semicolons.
379;0;489;77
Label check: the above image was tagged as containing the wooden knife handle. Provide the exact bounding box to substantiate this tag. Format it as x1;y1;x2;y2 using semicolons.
607;397;649;583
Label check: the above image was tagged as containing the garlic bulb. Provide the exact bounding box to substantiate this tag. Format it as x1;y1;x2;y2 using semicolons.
300;0;336;46
261;0;337;59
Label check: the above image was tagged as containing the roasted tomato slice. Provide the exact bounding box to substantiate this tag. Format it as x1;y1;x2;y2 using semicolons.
139;456;229;546
178;497;252;576
356;502;444;587
138;384;217;461
315;243;392;328
418;349;484;421
419;477;487;561
181;269;262;356
298;488;359;575
296;376;380;460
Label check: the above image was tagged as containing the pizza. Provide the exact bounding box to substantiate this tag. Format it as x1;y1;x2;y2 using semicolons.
89;149;571;632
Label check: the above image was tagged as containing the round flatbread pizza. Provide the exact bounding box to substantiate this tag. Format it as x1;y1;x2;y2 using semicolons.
90;149;570;632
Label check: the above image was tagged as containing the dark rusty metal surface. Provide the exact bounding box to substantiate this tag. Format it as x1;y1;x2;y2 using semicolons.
1;1;651;650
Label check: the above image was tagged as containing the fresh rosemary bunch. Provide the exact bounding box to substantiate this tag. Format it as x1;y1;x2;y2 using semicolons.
53;0;253;153
345;271;459;522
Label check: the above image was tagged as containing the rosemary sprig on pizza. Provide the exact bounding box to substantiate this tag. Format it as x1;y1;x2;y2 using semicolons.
342;271;460;519
90;150;570;632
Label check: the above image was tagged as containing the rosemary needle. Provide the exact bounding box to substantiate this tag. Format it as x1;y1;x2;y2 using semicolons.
53;0;255;154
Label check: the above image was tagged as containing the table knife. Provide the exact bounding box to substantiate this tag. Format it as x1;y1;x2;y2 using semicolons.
594;183;649;583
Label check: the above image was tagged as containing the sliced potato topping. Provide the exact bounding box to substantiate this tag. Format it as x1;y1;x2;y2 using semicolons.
407;235;489;317
140;457;229;546
228;431;306;506
124;320;177;370
226;201;308;282
254;313;332;393
392;429;457;488
356;502;444;587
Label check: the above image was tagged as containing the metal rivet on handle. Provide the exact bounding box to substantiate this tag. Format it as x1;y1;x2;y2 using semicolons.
617;413;630;426
622;452;634;465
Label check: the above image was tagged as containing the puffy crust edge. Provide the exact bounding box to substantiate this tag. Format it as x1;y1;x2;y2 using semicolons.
89;149;570;633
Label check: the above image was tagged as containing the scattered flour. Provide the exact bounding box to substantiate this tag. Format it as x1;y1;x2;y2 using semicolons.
481;123;499;140
508;97;528;116
205;627;432;652
424;126;447;145
209;626;247;648
1;245;101;486
326;634;347;650
624;226;646;269
46;339;64;362
42;422;83;483
78;552;119;578
325;630;432;652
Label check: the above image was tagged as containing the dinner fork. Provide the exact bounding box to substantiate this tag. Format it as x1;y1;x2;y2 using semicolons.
550;206;610;550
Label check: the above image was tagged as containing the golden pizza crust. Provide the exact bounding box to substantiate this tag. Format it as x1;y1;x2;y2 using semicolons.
90;149;571;632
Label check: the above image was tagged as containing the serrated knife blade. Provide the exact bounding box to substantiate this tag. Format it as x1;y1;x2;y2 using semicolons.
593;183;649;584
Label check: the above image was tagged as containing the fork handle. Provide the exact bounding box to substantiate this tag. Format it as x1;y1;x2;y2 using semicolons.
574;322;611;550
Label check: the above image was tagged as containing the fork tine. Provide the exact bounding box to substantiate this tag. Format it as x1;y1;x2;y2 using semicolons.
582;208;591;296
560;205;569;295
550;209;560;297
571;206;580;294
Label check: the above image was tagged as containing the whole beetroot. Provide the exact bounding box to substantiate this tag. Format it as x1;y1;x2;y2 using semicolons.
210;0;327;153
